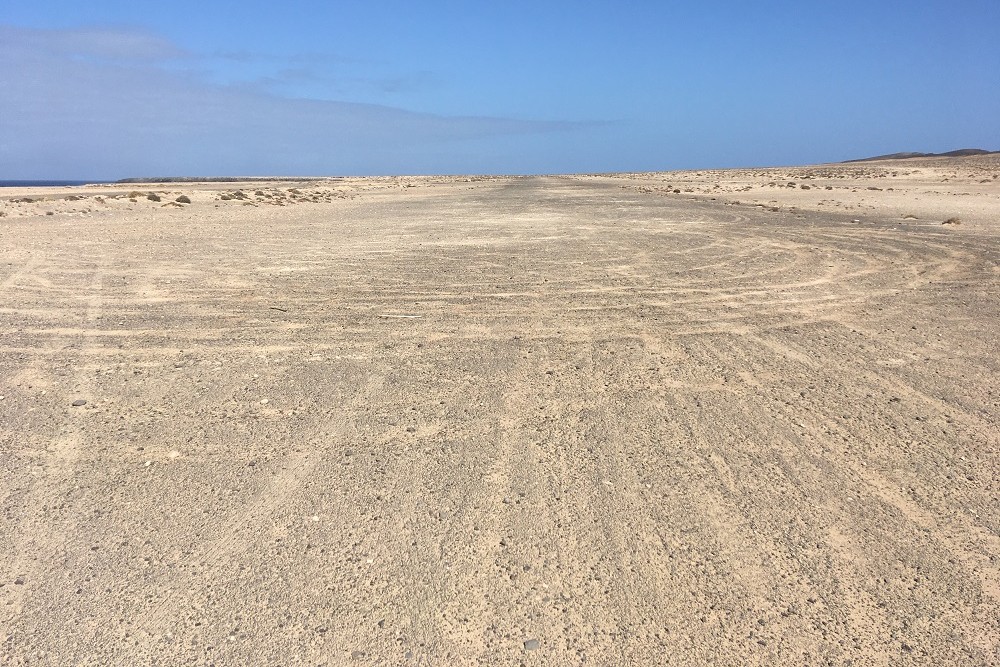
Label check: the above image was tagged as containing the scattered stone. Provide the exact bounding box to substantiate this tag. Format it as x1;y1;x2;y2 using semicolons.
72;399;87;407
524;639;540;650
14;577;25;585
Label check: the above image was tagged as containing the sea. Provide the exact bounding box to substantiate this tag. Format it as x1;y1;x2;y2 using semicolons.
0;180;102;187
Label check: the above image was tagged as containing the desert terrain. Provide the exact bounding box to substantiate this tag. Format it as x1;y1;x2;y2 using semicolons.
1;156;998;665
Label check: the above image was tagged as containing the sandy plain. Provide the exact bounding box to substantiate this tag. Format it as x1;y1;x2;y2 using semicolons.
1;156;998;665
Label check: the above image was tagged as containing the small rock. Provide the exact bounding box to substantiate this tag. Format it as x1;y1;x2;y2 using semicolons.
72;399;87;407
524;638;540;651
14;577;25;585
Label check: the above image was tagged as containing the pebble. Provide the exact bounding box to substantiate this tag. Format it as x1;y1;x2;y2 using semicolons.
524;639;540;650
72;399;87;407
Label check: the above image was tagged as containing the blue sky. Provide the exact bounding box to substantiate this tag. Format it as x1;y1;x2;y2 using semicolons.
1;1;998;178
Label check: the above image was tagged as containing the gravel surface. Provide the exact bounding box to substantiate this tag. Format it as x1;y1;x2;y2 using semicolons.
1;164;998;665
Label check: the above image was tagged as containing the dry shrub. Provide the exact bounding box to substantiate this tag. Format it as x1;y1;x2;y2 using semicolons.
942;217;961;225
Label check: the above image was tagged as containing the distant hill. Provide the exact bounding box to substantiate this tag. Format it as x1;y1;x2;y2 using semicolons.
844;148;998;163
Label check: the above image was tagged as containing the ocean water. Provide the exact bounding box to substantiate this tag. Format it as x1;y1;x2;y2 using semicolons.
0;180;98;187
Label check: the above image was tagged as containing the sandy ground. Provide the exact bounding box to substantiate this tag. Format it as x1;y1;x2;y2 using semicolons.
1;158;998;665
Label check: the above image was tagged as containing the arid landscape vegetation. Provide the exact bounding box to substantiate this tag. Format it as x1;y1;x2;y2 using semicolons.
1;155;998;664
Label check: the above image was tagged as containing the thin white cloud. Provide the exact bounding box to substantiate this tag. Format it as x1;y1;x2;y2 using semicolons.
3;24;185;61
0;24;590;178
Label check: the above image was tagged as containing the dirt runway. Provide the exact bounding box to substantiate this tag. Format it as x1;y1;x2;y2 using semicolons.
1;166;998;664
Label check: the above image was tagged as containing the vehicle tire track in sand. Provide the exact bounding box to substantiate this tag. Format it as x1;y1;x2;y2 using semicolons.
134;371;387;643
744;331;1000;603
649;331;999;660
0;257;41;291
2;260;105;644
3;172;998;664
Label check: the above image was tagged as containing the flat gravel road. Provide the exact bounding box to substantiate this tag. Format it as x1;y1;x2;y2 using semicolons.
1;175;998;665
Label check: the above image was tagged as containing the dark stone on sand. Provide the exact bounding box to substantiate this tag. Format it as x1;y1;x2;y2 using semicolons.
72;399;87;407
524;639;540;650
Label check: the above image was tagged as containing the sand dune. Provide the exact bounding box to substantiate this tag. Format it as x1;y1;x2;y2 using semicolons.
1;158;997;665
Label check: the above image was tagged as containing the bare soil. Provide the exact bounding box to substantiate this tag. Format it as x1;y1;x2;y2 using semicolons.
2;159;998;665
